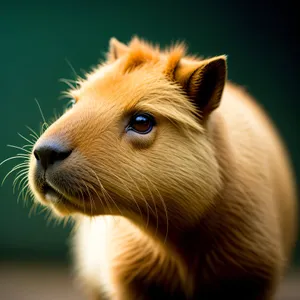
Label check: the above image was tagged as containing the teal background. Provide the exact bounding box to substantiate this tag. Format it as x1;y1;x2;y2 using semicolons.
0;1;299;267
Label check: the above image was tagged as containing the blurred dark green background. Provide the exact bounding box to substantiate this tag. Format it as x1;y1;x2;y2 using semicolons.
0;0;299;268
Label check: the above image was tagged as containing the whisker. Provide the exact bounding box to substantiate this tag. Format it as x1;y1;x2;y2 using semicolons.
45;209;55;227
21;144;34;149
59;78;76;90
82;180;98;216
29;201;39;218
81;181;91;216
65;58;80;82
29;133;38;141
37;206;50;216
52;108;60;122
88;168;115;215
89;187;98;215
77;180;87;214
19;180;30;201
148;178;169;245
26;126;40;140
16;153;30;158
40;122;49;134
59;91;74;101
155;186;169;245
0;155;27;167
25;187;34;203
18;182;30;203
34;98;47;125
18;133;34;145
83;180;94;217
115;170;143;221
2;163;28;186
122;169;150;230
7;144;31;154
125;166;158;235
129;166;168;244
102;181;123;217
15;170;29;194
12;167;29;192
60;78;79;84
87;167;120;223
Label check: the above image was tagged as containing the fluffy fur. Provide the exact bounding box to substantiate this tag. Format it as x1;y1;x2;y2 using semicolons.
28;37;297;299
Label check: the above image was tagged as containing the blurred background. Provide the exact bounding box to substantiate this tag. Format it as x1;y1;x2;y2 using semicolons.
0;0;299;299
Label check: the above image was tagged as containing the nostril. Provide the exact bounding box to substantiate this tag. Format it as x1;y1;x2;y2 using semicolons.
34;149;41;161
55;149;72;161
33;142;72;171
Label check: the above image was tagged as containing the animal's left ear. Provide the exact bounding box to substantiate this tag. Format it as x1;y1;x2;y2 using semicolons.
108;37;129;61
175;56;227;119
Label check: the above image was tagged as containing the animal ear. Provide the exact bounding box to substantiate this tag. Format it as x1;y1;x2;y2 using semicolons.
108;38;129;60
175;56;227;119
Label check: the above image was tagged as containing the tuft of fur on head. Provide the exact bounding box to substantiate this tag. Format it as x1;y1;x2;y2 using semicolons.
162;42;187;80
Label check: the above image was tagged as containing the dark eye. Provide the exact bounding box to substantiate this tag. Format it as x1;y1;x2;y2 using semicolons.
66;99;76;110
127;113;155;134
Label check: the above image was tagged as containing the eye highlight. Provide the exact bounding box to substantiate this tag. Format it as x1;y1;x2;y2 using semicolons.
126;113;156;134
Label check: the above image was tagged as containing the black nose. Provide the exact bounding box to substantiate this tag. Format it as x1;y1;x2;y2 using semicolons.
34;142;72;171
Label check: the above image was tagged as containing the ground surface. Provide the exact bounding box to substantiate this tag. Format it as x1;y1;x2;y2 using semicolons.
0;262;299;299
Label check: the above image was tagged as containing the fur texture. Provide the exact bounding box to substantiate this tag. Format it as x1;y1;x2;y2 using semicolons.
28;37;297;299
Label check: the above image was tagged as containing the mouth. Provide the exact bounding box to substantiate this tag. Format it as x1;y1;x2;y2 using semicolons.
40;182;82;213
42;183;66;202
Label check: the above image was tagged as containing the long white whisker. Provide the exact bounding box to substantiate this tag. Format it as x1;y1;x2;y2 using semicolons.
24;186;34;203
12;167;29;189
16;153;29;158
34;98;47;125
7;144;31;154
14;169;29;193
2;163;28;185
28;133;38;141
18;182;30;203
0;155;26;166
18;133;34;145
40;122;49;134
26;126;40;140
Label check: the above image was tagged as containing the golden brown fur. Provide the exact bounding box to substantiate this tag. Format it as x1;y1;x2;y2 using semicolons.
27;37;297;299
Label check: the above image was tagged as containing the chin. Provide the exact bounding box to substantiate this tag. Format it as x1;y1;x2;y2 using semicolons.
29;173;93;218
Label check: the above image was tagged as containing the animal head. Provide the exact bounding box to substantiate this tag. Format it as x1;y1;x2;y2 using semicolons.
28;37;226;231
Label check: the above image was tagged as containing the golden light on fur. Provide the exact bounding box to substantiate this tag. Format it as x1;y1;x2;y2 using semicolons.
20;36;298;299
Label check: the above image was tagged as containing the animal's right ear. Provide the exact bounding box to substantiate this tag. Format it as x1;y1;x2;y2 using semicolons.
108;38;129;61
